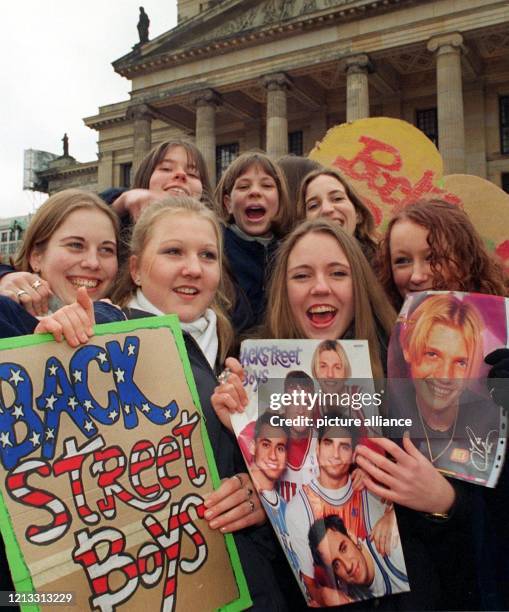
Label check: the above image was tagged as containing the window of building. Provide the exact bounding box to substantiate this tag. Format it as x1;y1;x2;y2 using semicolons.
0;231;8;243
120;163;132;188
416;108;438;147
216;143;239;182
288;130;303;156
502;173;509;194
500;96;509;155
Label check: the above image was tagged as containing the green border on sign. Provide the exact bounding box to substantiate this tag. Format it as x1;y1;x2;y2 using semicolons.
0;314;251;612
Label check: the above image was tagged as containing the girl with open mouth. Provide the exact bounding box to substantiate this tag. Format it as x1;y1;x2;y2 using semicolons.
215;152;293;331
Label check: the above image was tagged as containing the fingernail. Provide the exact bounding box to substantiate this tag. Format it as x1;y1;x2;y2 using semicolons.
220;527;228;533
203;498;211;508
204;510;213;519
209;520;218;528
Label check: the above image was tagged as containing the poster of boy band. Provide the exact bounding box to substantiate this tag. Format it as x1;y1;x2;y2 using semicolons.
387;291;508;488
231;339;410;607
0;318;246;611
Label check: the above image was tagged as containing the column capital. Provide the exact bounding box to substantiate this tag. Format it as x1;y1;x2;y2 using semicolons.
191;88;222;108
126;103;154;121
261;72;291;92
427;32;464;55
344;53;372;75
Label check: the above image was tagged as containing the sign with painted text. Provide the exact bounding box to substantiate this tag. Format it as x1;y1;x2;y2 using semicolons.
0;316;249;611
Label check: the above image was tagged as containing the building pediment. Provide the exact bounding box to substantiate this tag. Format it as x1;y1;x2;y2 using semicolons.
113;0;408;78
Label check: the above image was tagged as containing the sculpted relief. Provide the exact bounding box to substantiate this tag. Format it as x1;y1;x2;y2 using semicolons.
210;0;352;38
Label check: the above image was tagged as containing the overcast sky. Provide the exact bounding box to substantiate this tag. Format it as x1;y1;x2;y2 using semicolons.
1;1;178;219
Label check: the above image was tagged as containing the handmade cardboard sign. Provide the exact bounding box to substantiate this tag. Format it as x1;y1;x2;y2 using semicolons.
0;315;249;611
309;117;509;270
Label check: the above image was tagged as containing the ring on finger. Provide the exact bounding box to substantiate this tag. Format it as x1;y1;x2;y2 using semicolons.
233;474;243;489
246;487;253;499
31;279;43;290
247;500;255;513
218;368;231;385
16;289;29;299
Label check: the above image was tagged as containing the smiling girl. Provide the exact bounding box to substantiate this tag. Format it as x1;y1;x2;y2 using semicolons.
34;196;288;610
0;141;212;310
0;189;119;334
377;198;507;310
265;219;393;380
297;168;378;260
109;139;212;221
215;152;292;330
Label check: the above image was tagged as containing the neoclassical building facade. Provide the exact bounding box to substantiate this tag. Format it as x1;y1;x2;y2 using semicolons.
39;0;509;194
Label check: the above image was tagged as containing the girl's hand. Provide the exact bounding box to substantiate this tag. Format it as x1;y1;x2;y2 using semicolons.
351;467;367;491
370;506;398;557
34;287;95;347
211;358;248;432
112;189;164;222
0;272;52;316
204;472;265;533
354;434;456;514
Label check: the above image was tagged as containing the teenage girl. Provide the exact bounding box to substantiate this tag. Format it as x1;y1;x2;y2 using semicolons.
215;152;293;330
375;197;508;609
0;140;212;306
297;167;378;260
376;198;507;310
0;189;118;331
35;196;289;611
213;218;485;610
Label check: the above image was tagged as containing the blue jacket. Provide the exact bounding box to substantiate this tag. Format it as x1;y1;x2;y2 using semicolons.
223;226;279;332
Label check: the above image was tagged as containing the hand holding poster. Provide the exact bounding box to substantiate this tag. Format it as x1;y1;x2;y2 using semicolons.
0;315;249;611
387;291;508;487
231;339;409;607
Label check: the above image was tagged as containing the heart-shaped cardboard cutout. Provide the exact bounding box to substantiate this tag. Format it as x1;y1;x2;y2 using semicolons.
309;117;509;270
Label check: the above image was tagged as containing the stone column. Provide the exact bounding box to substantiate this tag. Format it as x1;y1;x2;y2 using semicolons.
345;54;371;122
262;73;290;158
127;104;153;175
427;33;466;174
193;89;221;188
244;119;262;151
97;151;114;191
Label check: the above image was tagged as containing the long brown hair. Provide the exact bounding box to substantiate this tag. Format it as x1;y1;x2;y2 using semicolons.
264;219;396;380
14;189;119;272
132;139;213;207
377;198;508;310
111;197;234;362
215;151;293;236
297;167;378;259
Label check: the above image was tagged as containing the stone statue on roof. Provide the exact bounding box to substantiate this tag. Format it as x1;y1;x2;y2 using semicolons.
137;7;150;44
62;133;69;157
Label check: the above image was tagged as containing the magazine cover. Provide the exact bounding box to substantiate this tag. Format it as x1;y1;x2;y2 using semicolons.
231;339;409;607
388;291;508;488
0;315;250;612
